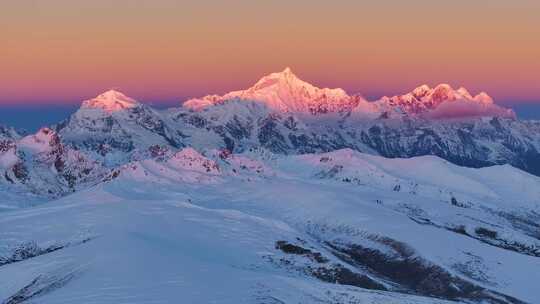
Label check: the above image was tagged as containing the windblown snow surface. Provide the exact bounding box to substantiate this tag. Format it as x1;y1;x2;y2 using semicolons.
1;149;539;304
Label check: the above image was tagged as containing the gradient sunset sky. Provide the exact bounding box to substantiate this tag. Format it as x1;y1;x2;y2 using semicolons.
1;0;539;109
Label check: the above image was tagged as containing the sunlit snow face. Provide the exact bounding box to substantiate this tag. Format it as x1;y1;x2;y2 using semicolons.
81;90;139;113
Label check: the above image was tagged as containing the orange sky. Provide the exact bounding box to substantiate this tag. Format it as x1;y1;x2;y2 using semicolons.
1;0;539;105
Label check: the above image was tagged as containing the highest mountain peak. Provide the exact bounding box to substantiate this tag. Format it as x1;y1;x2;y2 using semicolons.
265;66;295;80
81;89;139;113
274;66;294;77
183;68;367;114
248;67;319;93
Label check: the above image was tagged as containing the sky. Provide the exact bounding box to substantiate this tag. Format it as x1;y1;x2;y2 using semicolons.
1;0;539;129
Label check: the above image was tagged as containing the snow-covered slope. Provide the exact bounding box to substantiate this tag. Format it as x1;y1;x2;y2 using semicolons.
1;148;538;303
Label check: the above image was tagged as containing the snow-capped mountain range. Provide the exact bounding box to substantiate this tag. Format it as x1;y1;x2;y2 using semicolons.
374;83;515;119
68;69;540;169
1;68;539;198
183;68;515;119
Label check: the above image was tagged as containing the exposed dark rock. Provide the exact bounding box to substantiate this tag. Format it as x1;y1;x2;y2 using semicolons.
275;241;328;263
3;272;76;304
0;242;64;267
475;227;498;239
325;237;526;304
12;162;28;182
273;240;385;291
309;264;387;291
0;238;93;268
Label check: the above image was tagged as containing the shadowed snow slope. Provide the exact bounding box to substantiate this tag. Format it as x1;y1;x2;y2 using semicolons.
0;128;108;201
1;148;539;303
